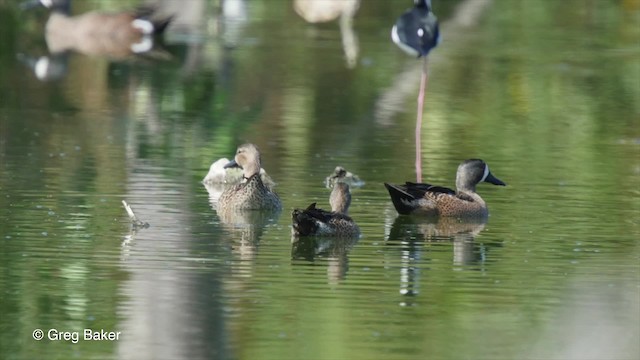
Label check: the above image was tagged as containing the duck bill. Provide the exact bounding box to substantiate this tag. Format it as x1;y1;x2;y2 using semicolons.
223;159;241;169
485;172;506;186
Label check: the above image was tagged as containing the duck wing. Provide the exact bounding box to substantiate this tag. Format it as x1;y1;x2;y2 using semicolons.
404;182;456;196
385;182;456;215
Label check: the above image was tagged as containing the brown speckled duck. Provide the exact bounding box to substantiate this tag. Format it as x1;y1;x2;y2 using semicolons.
385;159;505;218
217;144;282;211
292;174;360;238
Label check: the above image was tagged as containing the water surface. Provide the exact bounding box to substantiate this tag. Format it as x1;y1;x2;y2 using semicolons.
1;0;639;359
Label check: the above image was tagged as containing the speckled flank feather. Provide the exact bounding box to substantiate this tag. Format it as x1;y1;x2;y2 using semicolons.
385;159;505;218
218;173;282;211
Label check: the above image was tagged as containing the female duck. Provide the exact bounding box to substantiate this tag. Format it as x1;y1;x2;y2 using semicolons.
292;177;360;238
385;159;505;218
217;144;282;211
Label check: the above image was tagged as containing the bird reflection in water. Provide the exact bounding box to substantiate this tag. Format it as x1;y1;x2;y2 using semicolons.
291;235;360;284
387;215;496;305
206;184;280;267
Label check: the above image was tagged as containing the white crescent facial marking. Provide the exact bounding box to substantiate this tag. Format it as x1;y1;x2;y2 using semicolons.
481;164;490;182
40;0;53;8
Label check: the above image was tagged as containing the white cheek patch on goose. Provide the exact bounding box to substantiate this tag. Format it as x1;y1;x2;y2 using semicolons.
41;0;54;8
35;57;50;80
132;19;154;35
481;164;490;182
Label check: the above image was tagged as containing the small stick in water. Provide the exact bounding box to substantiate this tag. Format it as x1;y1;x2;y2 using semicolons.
122;200;149;228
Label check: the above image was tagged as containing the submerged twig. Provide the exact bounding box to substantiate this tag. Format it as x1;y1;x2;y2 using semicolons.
122;200;150;228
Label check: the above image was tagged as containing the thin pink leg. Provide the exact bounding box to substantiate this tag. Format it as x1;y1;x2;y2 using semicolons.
415;57;429;183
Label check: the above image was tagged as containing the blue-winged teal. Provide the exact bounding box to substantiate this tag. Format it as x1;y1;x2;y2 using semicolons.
22;0;172;56
203;158;276;191
385;159;505;218
217;144;282;211
391;0;440;58
292;175;360;238
324;166;365;189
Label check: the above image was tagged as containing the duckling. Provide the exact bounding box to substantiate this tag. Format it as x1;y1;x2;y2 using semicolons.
292;180;360;238
324;166;365;189
217;143;281;211
385;159;505;218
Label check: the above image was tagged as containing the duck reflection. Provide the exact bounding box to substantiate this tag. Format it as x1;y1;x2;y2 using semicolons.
387;215;489;303
389;215;487;263
291;235;359;283
293;0;360;68
205;183;280;265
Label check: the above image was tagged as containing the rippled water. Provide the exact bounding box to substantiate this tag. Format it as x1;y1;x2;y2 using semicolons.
1;0;639;359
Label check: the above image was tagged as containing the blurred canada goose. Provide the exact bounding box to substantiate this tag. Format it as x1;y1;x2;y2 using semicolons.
21;0;172;57
216;144;282;211
293;0;360;68
385;159;505;218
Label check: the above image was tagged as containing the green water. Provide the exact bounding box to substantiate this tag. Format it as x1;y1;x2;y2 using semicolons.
1;0;639;359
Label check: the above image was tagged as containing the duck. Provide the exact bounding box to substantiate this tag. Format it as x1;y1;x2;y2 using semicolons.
292;174;360;238
391;0;440;58
216;143;282;211
384;159;505;218
324;166;365;189
203;157;276;191
21;0;173;57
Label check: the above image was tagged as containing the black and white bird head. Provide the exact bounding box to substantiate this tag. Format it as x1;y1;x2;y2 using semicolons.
391;0;441;58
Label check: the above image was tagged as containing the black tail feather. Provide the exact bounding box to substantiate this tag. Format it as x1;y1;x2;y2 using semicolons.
384;183;416;215
292;206;320;236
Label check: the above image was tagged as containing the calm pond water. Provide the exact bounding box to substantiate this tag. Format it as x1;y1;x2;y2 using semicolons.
1;0;639;359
